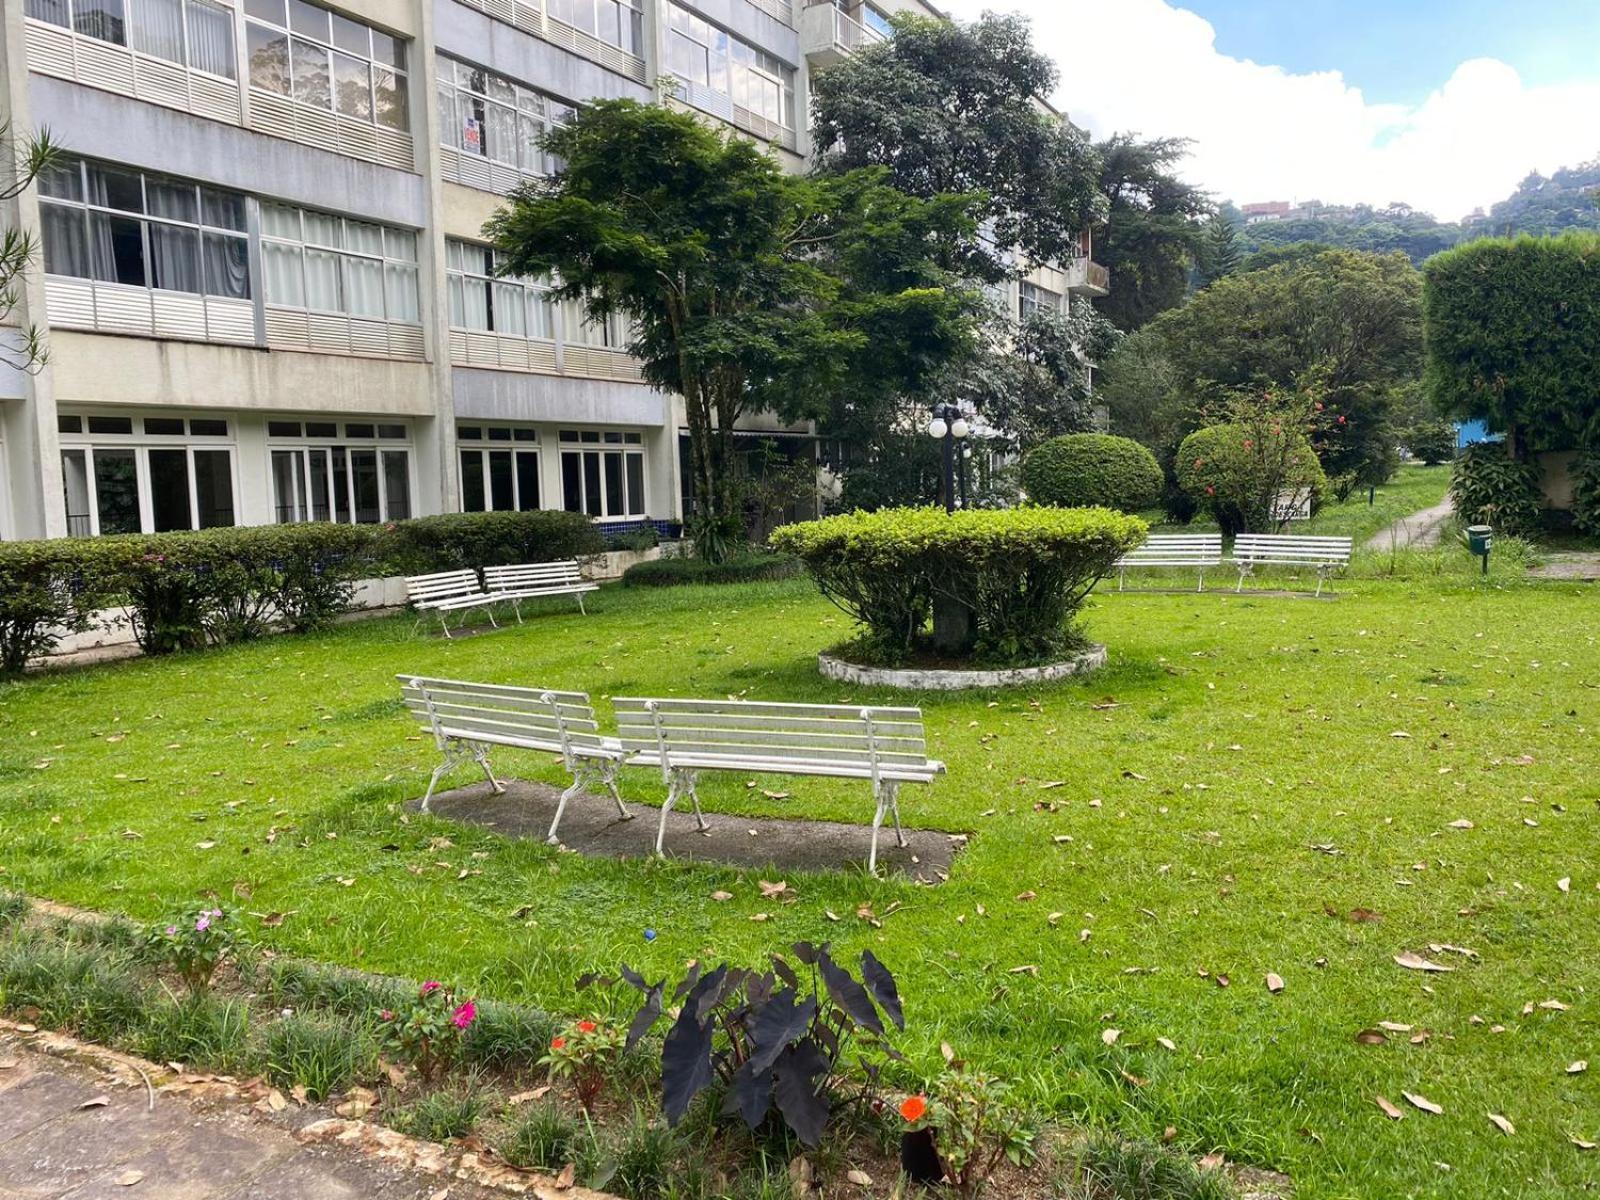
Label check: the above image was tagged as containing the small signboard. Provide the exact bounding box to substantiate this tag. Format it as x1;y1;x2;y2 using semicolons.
1272;489;1314;522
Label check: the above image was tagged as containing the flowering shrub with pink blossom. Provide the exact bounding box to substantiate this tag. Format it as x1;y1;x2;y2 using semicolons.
379;981;479;1084
141;903;242;994
538;1018;624;1112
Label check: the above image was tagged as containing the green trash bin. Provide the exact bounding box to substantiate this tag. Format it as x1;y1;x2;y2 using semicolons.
1466;525;1493;556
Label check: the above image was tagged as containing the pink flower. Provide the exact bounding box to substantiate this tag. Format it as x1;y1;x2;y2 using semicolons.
420;981;442;995
195;915;211;932
380;1009;395;1022
166;926;178;937
451;1000;477;1030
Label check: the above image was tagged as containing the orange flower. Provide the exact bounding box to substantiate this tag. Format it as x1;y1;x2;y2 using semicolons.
900;1095;928;1123
577;1020;597;1034
551;1036;566;1050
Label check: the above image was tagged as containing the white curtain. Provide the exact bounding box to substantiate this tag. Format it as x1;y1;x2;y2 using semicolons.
491;283;525;336
303;248;342;311
262;241;305;306
40;204;92;278
148;222;202;293
131;0;185;63
385;264;419;322
185;0;235;78
460;278;489;330
344;254;385;317
203;232;250;299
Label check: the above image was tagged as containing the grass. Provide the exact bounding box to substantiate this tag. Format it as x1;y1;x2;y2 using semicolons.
390;1081;491;1142
2;564;1599;1197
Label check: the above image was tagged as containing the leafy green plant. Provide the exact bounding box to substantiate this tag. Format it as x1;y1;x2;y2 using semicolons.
899;1056;1037;1197
135;993;254;1073
1021;434;1163;512
1570;450;1600;537
498;1101;582;1172
605;1108;683;1200
620;553;800;588
1449;441;1544;536
141;904;241;994
379;981;478;1084
0;540;119;674
368;509;605;576
771;507;1145;664
0;891;27;930
603;942;902;1147
1176;411;1328;535
539;1017;625;1112
390;1082;489;1142
1405;422;1458;466
264;1015;373;1100
461;997;558;1068
1061;1133;1235;1200
0;935;148;1043
606;527;662;553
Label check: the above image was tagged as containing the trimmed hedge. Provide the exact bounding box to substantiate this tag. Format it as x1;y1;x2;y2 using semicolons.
771;506;1146;665
1176;423;1327;536
1449;441;1543;537
1573;451;1600;538
0;509;608;671
621;552;799;588
1021;434;1163;512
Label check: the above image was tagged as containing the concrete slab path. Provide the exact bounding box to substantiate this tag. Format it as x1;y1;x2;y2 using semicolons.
1365;497;1455;552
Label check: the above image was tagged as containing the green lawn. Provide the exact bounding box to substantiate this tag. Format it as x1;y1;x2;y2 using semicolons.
2;570;1598;1199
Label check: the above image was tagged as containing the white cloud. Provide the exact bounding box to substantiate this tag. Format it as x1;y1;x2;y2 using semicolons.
937;0;1600;220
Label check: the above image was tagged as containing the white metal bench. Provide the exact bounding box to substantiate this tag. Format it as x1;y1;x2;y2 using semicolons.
1231;534;1353;597
398;675;632;841
482;561;598;618
612;697;944;874
1114;534;1224;591
405;569;502;638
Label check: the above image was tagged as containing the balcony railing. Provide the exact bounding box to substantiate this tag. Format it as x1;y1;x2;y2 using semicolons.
1087;262;1111;293
802;2;885;66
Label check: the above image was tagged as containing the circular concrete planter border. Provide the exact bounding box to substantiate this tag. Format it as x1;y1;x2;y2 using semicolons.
818;644;1107;691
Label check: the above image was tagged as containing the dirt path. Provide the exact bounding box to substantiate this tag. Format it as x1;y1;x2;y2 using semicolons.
1365;497;1455;552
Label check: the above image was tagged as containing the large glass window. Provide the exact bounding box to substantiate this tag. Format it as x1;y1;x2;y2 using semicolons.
268;422;411;524
245;0;407;130
547;0;641;56
445;240;554;339
1019;282;1063;323
558;430;645;519
261;203;420;322
458;425;541;513
58;412;236;536
27;0;234;77
667;4;794;131
435;55;576;180
39;157;250;300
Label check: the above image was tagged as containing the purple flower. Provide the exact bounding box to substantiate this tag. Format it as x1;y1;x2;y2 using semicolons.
195;915;211;932
166;926;178;937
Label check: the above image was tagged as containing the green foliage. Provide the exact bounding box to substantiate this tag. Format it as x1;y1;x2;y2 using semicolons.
264;1014;374;1100
540;1017;624;1112
1449;441;1544;537
1404;422;1458;465
488;99;980;561
499;1102;581;1172
1239;203;1463;266
0;933;149;1044
134;994;254;1073
371;510;604;575
901;1060;1037;1197
0;539;120;674
771;507;1146;664
1571;451;1600;537
1194;211;1244;288
391;1084;489;1143
141;903;241;994
1061;1134;1235;1200
1482;160;1600;238
1176;420;1328;536
809;12;1105;280
0;891;27;930
380;981;478;1085
620;553;799;588
1021;434;1162;512
1091;135;1210;330
605;527;661;553
1423;233;1600;450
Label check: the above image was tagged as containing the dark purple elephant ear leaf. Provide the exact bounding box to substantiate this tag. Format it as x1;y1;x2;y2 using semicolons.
661;1003;715;1125
772;1041;830;1146
818;949;885;1036
860;949;903;1031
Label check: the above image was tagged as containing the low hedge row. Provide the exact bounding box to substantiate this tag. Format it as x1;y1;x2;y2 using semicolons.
0;510;605;672
620;552;800;588
771;506;1146;664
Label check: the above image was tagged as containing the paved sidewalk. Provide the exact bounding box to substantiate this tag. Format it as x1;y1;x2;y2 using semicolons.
0;1036;502;1200
1365;497;1455;552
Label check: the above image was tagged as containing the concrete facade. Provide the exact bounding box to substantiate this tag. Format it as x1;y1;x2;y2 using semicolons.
1;0;1104;542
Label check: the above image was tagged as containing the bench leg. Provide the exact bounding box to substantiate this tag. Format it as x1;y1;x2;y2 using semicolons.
684;771;707;832
602;761;632;822
512;599;524;625
867;782;905;877
438;610;453;639
485;605;499;629
1236;567;1248;593
576;592;587;616
421;739;471;812
1197;569;1205;593
548;762;633;845
1118;568;1125;592
470;743;504;794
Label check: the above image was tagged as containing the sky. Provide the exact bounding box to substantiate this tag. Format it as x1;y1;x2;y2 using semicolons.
937;0;1600;221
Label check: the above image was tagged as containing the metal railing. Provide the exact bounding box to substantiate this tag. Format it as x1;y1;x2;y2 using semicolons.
807;1;886;54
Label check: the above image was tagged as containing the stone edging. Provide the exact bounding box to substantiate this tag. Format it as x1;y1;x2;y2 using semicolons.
818;644;1108;691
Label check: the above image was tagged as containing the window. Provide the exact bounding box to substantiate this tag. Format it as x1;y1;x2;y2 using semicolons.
39;157;250;300
445;240;553;339
668;4;795;131
245;0;407;130
547;0;641;55
261;203;420;322
27;0;235;77
435;55;576;179
860;4;893;39
58;410;236;535
458;425;541;513
558;430;645;519
1019;282;1063;323
268;422;411;524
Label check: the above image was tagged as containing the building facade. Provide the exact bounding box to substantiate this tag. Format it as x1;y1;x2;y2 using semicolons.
0;0;1106;541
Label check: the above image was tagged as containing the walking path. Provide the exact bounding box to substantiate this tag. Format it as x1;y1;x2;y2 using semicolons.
1365;497;1455;552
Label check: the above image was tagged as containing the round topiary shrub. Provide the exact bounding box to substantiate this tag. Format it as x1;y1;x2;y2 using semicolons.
1176;423;1328;536
1021;434;1163;513
1449;441;1543;537
770;506;1147;667
1405;422;1458;466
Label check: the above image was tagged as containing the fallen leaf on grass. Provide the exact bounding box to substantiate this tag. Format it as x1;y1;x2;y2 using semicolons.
1558;877;1571;893
1378;1021;1413;1032
1394;952;1454;973
1538;999;1570;1012
508;1087;552;1105
709;891;733;902
1355;1029;1388;1045
1375;1095;1405;1120
114;1170;143;1187
1008;964;1038;976
1572;1136;1598;1151
1404;1092;1444;1115
1101;1029;1121;1046
1015;890;1037;902
846;1169;873;1186
1447;819;1475;830
1568;1061;1589;1075
1266;973;1285;994
1488;1113;1515;1135
757;880;790;899
554;1162;576;1190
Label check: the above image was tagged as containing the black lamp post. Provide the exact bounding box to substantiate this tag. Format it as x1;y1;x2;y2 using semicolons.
927;403;971;513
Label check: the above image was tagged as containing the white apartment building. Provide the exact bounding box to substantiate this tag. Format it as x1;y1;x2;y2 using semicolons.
0;0;1106;541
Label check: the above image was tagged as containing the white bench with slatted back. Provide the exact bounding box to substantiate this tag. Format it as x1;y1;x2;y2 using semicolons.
1231;534;1353;597
612;697;944;873
405;569;501;638
482;561;598;619
398;675;632;841
1114;534;1224;591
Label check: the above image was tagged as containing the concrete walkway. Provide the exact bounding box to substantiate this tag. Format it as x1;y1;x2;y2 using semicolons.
1365;497;1455;552
0;1034;506;1200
